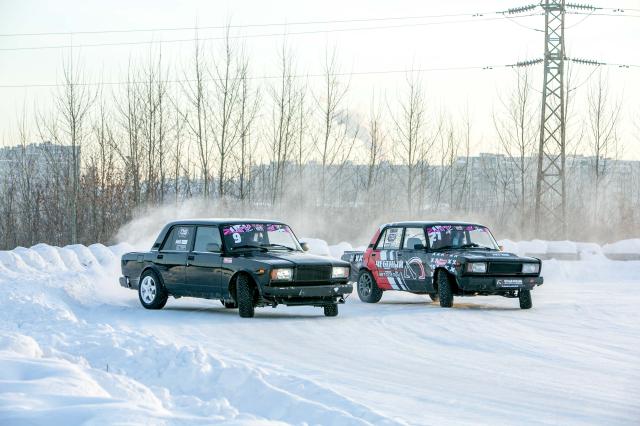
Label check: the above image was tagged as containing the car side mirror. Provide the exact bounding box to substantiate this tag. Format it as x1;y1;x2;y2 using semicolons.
414;243;426;250
206;243;221;253
300;242;309;252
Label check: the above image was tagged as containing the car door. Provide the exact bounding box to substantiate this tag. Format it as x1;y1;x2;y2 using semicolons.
370;226;406;291
398;227;432;292
156;225;193;295
186;226;223;297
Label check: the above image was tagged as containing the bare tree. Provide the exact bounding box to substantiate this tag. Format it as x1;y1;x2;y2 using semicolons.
493;68;539;228
210;26;243;199
268;40;301;204
56;54;94;243
390;72;427;214
587;70;622;222
365;94;386;194
314;46;352;207
180;36;212;197
236;50;259;202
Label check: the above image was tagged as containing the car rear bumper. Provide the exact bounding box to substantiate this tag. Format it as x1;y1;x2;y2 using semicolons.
263;283;353;304
119;276;129;288
458;275;543;292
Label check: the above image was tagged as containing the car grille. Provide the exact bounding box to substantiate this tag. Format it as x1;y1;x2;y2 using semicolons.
487;262;522;275
295;265;332;282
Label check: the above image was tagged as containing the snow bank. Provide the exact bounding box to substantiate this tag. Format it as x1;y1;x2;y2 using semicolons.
328;241;354;259
0;242;395;425
497;239;640;261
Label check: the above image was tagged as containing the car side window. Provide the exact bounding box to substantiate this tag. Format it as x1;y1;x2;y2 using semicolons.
375;227;403;250
161;225;194;251
194;226;222;252
402;227;427;249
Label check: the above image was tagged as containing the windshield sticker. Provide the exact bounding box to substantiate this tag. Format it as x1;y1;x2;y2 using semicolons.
224;224;254;235
223;224;289;235
178;227;190;237
427;225;489;235
427;225;487;234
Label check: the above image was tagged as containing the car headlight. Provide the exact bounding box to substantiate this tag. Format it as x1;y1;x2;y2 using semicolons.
270;268;293;281
331;266;350;279
522;263;540;274
466;262;487;273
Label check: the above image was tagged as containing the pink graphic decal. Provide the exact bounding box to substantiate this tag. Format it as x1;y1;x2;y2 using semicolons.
223;223;290;235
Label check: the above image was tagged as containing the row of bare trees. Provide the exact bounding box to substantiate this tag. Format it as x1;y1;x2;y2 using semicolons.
0;36;637;249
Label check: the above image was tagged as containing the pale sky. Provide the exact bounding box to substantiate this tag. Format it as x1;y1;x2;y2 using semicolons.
1;0;639;158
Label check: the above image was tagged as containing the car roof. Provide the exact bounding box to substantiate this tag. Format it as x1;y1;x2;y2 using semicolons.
381;220;487;228
164;218;287;227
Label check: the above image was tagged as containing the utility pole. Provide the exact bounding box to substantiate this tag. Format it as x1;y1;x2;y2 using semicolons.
534;0;566;237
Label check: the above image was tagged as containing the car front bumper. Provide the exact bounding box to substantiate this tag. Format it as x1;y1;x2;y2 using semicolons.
263;283;353;304
458;275;543;292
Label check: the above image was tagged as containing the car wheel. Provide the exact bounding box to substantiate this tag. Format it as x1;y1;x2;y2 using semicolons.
357;270;383;303
138;270;168;310
222;300;238;309
324;304;339;317
428;292;439;303
519;289;532;309
437;271;454;308
236;274;255;318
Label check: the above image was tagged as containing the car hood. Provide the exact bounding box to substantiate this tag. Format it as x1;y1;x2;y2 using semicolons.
448;249;540;262
236;251;348;267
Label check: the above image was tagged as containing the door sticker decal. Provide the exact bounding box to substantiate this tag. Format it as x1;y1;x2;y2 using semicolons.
404;257;426;280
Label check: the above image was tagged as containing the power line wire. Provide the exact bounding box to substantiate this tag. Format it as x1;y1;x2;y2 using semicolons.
1;61;637;90
0;13;542;52
0;64;509;89
568;11;640;18
0;11;504;38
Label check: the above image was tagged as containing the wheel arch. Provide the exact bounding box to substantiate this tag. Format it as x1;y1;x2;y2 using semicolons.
138;265;165;290
433;267;461;294
228;271;261;303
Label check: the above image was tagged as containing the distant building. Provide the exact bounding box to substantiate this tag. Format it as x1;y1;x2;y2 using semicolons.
0;141;80;185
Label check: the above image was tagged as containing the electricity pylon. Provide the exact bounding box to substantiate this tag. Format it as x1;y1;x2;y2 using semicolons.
534;0;566;237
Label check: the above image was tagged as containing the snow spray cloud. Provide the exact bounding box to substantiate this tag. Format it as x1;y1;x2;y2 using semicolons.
113;193;502;253
113;197;368;250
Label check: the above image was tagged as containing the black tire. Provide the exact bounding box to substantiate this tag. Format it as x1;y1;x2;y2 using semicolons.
324;304;339;317
428;292;439;303
236;274;255;318
437;271;454;308
138;270;168;310
222;300;238;309
357;270;383;303
519;289;533;309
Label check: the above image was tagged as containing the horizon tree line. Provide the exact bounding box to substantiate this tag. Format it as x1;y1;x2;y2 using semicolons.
0;31;637;249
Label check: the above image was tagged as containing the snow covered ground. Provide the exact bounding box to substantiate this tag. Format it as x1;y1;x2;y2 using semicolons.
1;241;639;425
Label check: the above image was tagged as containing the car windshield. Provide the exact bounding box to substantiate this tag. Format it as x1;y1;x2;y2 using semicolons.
222;223;302;251
426;224;499;250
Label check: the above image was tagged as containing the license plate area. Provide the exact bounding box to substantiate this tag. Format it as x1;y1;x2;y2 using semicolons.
496;279;523;288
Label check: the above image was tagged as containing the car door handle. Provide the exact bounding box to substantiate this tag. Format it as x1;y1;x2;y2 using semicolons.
397;252;403;257
157;254;163;259
187;255;195;260
371;253;377;257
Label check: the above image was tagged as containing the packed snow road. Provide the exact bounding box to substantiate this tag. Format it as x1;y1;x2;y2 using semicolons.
1;244;639;425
